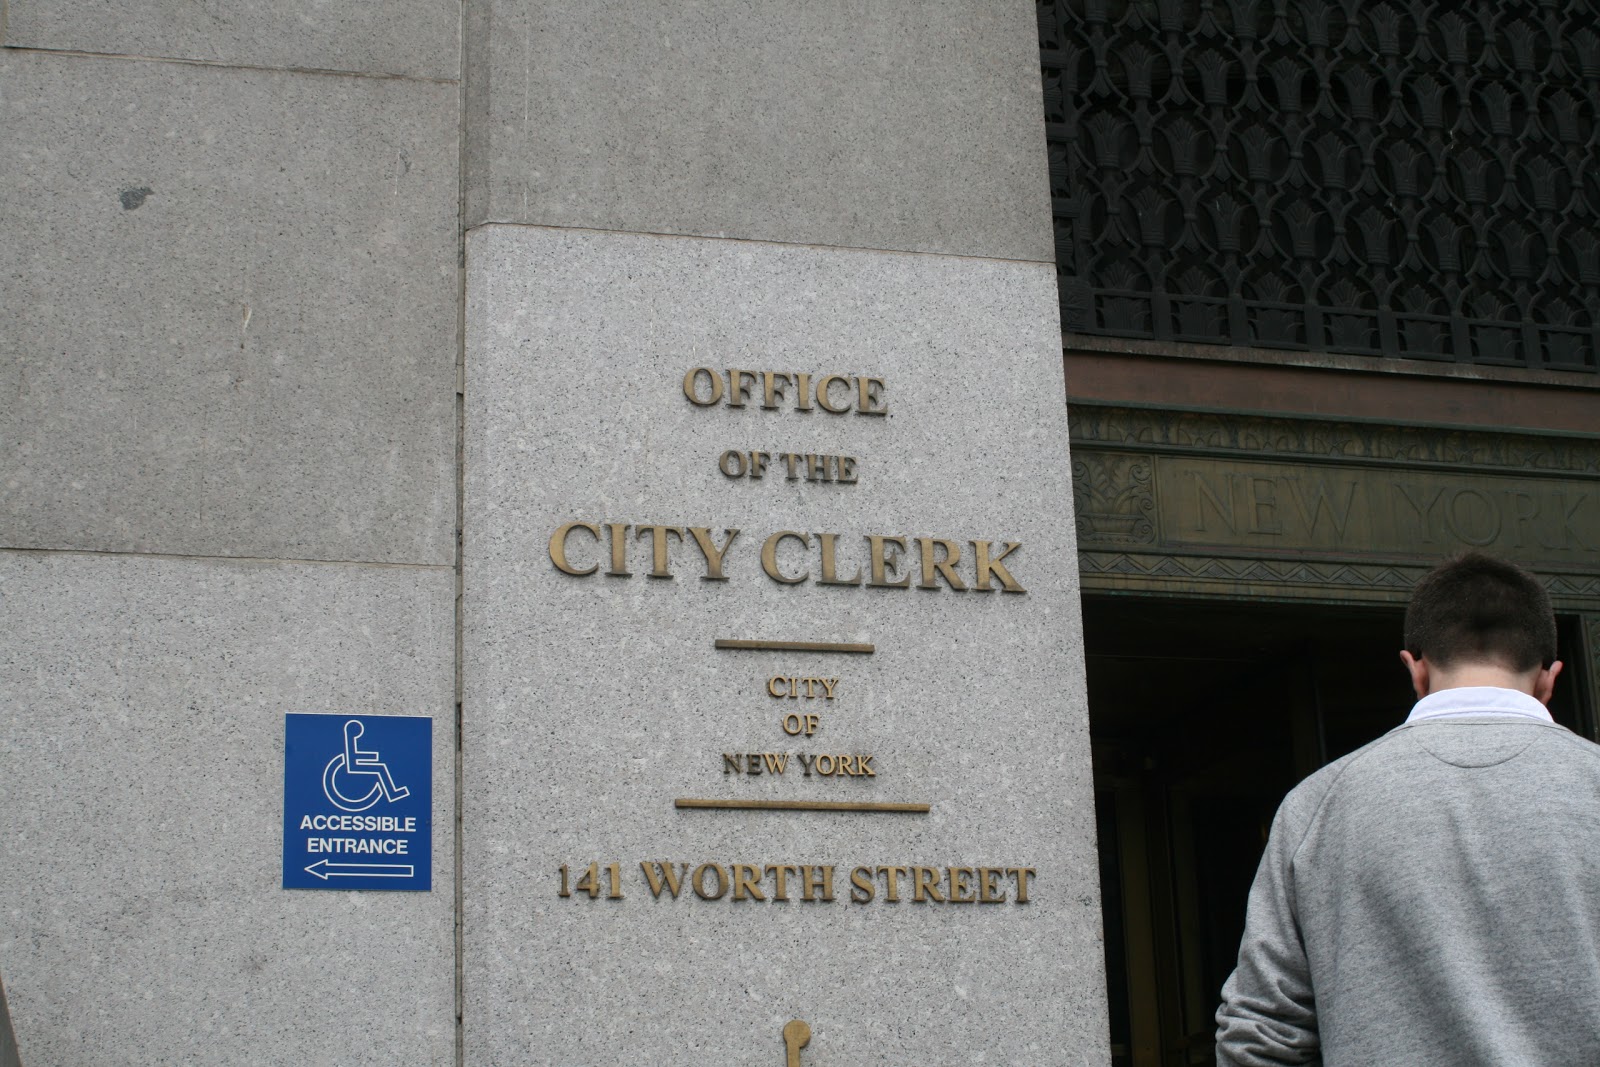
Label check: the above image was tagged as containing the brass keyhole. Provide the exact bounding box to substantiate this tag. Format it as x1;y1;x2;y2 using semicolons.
783;1019;811;1067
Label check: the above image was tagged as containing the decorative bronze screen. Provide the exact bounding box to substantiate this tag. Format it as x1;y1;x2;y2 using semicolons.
1039;0;1600;372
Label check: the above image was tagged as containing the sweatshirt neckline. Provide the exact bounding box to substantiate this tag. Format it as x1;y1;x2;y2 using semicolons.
1406;685;1552;724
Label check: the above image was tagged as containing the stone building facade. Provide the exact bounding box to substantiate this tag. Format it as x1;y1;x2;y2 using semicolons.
1;2;1595;1066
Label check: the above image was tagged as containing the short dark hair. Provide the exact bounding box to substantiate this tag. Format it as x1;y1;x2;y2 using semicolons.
1404;552;1557;672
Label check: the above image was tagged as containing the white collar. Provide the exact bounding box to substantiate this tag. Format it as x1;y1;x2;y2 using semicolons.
1406;685;1553;724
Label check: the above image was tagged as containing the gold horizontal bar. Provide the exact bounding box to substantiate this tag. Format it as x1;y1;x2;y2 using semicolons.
675;798;929;814
713;639;875;654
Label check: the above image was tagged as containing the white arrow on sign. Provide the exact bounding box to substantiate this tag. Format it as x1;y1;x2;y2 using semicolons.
304;859;415;880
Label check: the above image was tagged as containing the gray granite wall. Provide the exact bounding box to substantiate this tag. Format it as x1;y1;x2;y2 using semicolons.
2;2;1105;1063
460;1;1105;1063
462;0;1056;260
0;7;461;1065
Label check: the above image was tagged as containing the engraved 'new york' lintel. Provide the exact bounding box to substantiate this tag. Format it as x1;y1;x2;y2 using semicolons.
1072;451;1599;565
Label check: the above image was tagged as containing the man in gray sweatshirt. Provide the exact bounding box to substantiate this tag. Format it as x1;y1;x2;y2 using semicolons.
1215;552;1600;1066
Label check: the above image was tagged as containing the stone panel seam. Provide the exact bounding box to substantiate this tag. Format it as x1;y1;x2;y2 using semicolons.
461;219;1061;268
453;5;469;1062
0;44;459;84
0;547;453;571
459;0;489;228
1068;399;1600;451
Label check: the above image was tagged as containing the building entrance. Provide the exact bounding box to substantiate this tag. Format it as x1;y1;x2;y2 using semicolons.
1084;595;1591;1067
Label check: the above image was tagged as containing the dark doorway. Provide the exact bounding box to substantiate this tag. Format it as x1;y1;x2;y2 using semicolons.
1085;596;1591;1067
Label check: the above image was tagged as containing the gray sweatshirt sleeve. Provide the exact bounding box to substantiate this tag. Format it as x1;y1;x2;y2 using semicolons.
1215;800;1322;1067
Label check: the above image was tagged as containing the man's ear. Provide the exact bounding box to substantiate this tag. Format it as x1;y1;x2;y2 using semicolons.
1533;661;1563;706
1400;650;1429;700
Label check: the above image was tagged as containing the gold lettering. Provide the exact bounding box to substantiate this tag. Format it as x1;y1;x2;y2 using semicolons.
732;863;767;902
815;754;836;776
912;867;945;903
761;753;789;774
761;371;792;410
629;859;1033;903
800;865;835;902
857;754;876;777
916;537;967;591
548;521;601;576
857;376;888;416
867;535;913;588
687;527;739;581
635;525;684;578
765;864;799;901
605;522;631;577
682;369;883;416
819;678;838;699
692;863;729;900
877;865;909;903
683;367;723;406
837;455;859;484
640;861;690;899
727;369;758;408
604;862;622;898
767;676;787;698
722;753;743;775
972;540;1025;593
572;862;601;899
818;532;863;586
717;450;746;477
816;374;852;414
760;531;811;584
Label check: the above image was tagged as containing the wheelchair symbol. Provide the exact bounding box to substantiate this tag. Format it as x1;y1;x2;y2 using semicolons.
322;719;411;812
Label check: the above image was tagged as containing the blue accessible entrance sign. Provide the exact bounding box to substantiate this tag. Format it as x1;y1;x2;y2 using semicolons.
283;714;432;891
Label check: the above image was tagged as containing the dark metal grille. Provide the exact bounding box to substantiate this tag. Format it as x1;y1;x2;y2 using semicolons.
1040;0;1600;372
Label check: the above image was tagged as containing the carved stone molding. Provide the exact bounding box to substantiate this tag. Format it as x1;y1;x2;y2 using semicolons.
1079;551;1600;608
1078;550;1424;600
1069;404;1600;476
1072;453;1155;545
